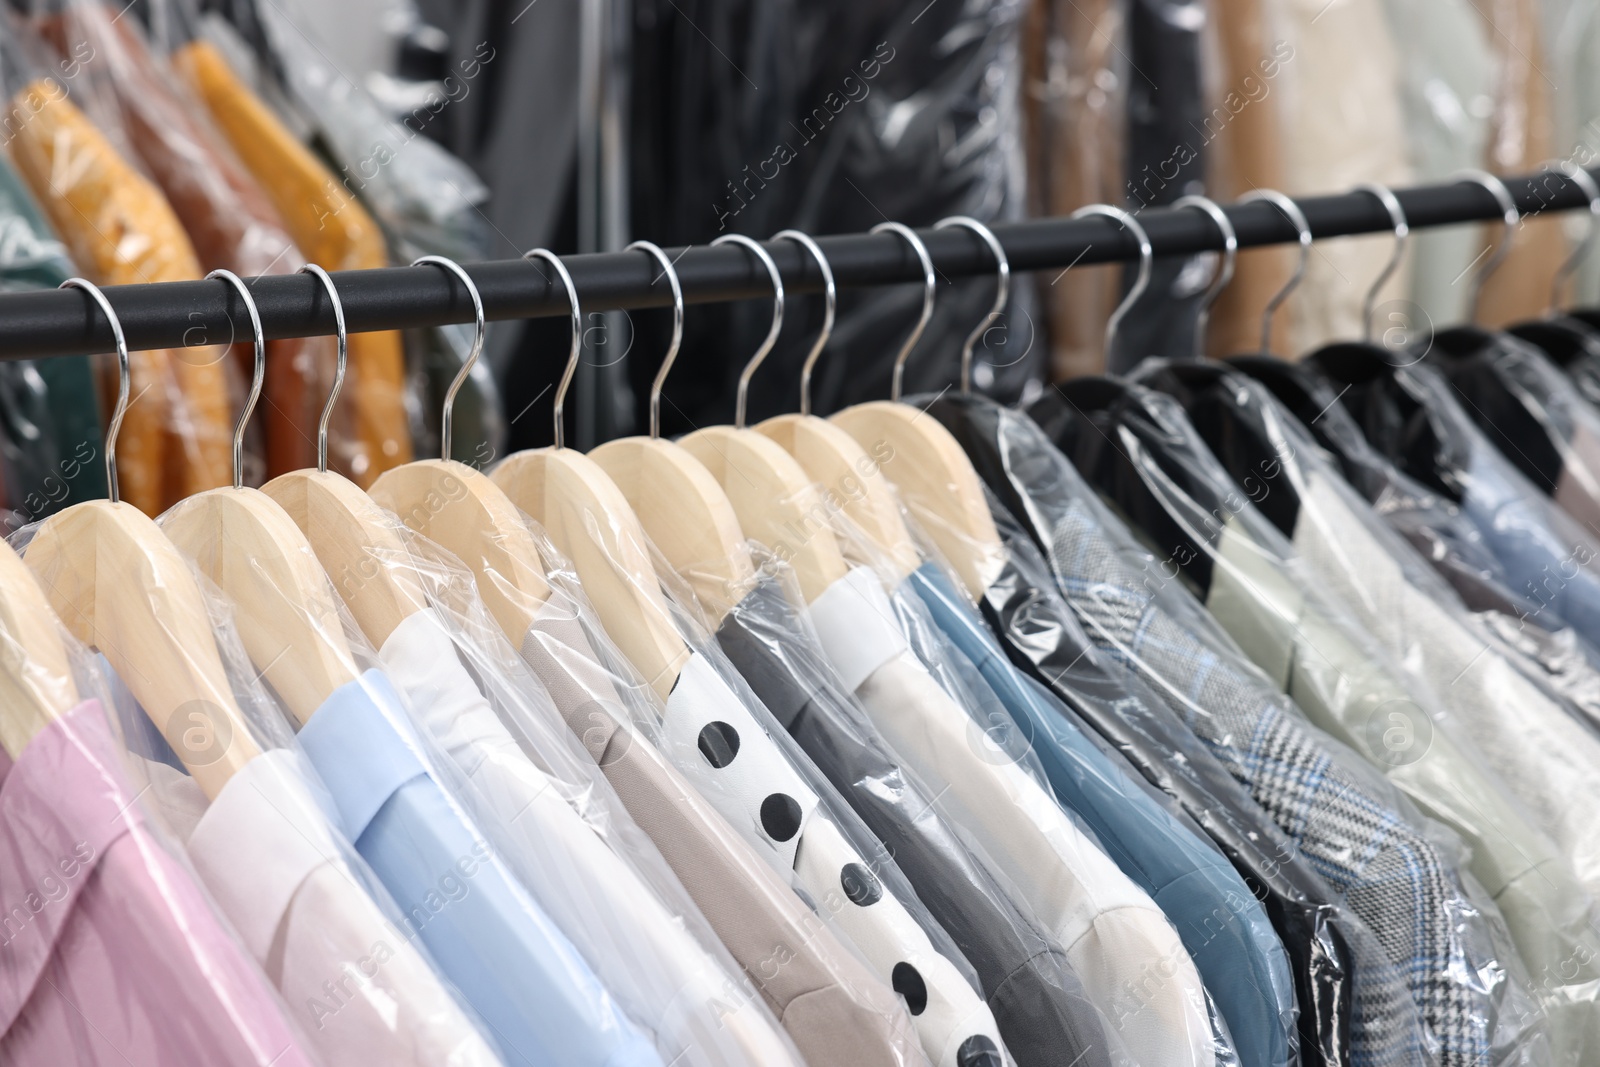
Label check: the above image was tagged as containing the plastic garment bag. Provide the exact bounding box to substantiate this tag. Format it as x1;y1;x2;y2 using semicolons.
0;156;104;523
1029;380;1580;1066
934;390;1544;1067
0;594;320;1067
1136;361;1600;909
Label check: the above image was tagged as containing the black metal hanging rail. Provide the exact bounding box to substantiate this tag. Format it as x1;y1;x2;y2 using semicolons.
5;165;1598;363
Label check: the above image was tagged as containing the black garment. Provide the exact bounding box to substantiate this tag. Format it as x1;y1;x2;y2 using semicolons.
716;582;1116;1067
925;391;1378;1067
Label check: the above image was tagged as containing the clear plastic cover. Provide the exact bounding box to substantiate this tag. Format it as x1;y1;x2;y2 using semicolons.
149;488;797;1067
0;541;323;1066
0;12;232;515
1023;379;1584;1065
930;389;1559;1067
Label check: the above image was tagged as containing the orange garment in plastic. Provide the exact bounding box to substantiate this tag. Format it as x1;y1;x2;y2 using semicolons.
174;40;411;486
40;6;331;481
6;80;230;515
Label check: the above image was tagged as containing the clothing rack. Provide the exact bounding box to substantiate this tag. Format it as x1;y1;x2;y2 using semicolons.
7;164;1600;363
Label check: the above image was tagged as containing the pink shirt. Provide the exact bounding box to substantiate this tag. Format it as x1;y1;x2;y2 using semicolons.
0;699;318;1067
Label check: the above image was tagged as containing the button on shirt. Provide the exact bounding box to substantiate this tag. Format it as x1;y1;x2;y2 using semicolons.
378;608;784;1067
808;566;1218;1067
0;699;316;1067
907;561;1302;1067
296;668;661;1067
141;747;506;1067
718;578;1085;1067
518;593;921;1067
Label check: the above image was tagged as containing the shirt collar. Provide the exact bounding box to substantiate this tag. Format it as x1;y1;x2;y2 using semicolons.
806;567;907;692
298;669;427;842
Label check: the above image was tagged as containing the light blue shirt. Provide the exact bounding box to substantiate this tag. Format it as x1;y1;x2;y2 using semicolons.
906;563;1294;1067
297;669;662;1067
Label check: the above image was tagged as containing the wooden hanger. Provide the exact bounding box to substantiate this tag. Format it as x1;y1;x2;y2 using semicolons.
676;234;850;604
490;248;691;700
0;538;79;759
262;265;428;650
828;218;1007;601
754;229;923;582
589;241;756;624
24;279;260;799
366;257;553;647
161;270;361;727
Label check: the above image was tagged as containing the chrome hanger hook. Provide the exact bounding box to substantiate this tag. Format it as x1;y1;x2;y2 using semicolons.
933;215;1010;394
711;234;784;429
626;241;684;440
412;256;485;461
206;269;266;489
774;230;835;417
1451;169;1519;325
1548;161;1600;314
522;249;582;450
869;222;936;402
1239;189;1312;354
60;278;128;505
298;264;347;474
1171;195;1237;359
1352;183;1409;342
1070;204;1153;361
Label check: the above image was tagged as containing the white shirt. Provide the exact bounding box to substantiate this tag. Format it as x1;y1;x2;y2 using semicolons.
662;647;999;1067
380;608;794;1067
810;567;1216;1067
146;748;506;1067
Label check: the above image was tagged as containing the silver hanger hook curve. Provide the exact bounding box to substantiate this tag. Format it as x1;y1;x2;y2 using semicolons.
1238;188;1311;354
412;256;485;461
774;230;835;417
869;222;936;402
60;278;128;504
1548;161;1600;314
522;249;581;450
298;264;347;474
1451;169;1519;325
626;241;683;440
933;215;1009;394
1070;204;1153;361
1171;194;1237;359
711;234;784;429
206;269;265;489
1352;183;1409;342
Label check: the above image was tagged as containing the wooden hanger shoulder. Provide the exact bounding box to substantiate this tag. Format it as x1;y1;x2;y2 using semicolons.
368;459;551;646
830;401;1006;600
756;413;923;581
161;488;361;727
677;426;850;603
23;500;261;800
0;539;78;759
262;469;428;649
588;435;756;624
491;448;690;700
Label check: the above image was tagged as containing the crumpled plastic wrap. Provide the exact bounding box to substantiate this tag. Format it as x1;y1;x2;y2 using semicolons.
0;538;328;1066
1029;376;1584;1065
0;14;232;514
920;392;1445;1067
152;483;798;1067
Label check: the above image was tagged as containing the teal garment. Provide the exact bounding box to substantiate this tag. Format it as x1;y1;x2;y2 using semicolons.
0;157;106;514
906;562;1296;1067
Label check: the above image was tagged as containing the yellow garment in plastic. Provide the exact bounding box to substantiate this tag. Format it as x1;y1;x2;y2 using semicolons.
173;40;411;486
7;79;231;514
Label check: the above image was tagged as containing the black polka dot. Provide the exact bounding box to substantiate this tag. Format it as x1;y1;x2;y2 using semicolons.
956;1034;1001;1067
759;793;802;841
891;962;927;1016
840;863;882;907
697;722;740;768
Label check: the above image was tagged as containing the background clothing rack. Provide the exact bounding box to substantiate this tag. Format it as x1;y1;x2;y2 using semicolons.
7;163;1599;364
